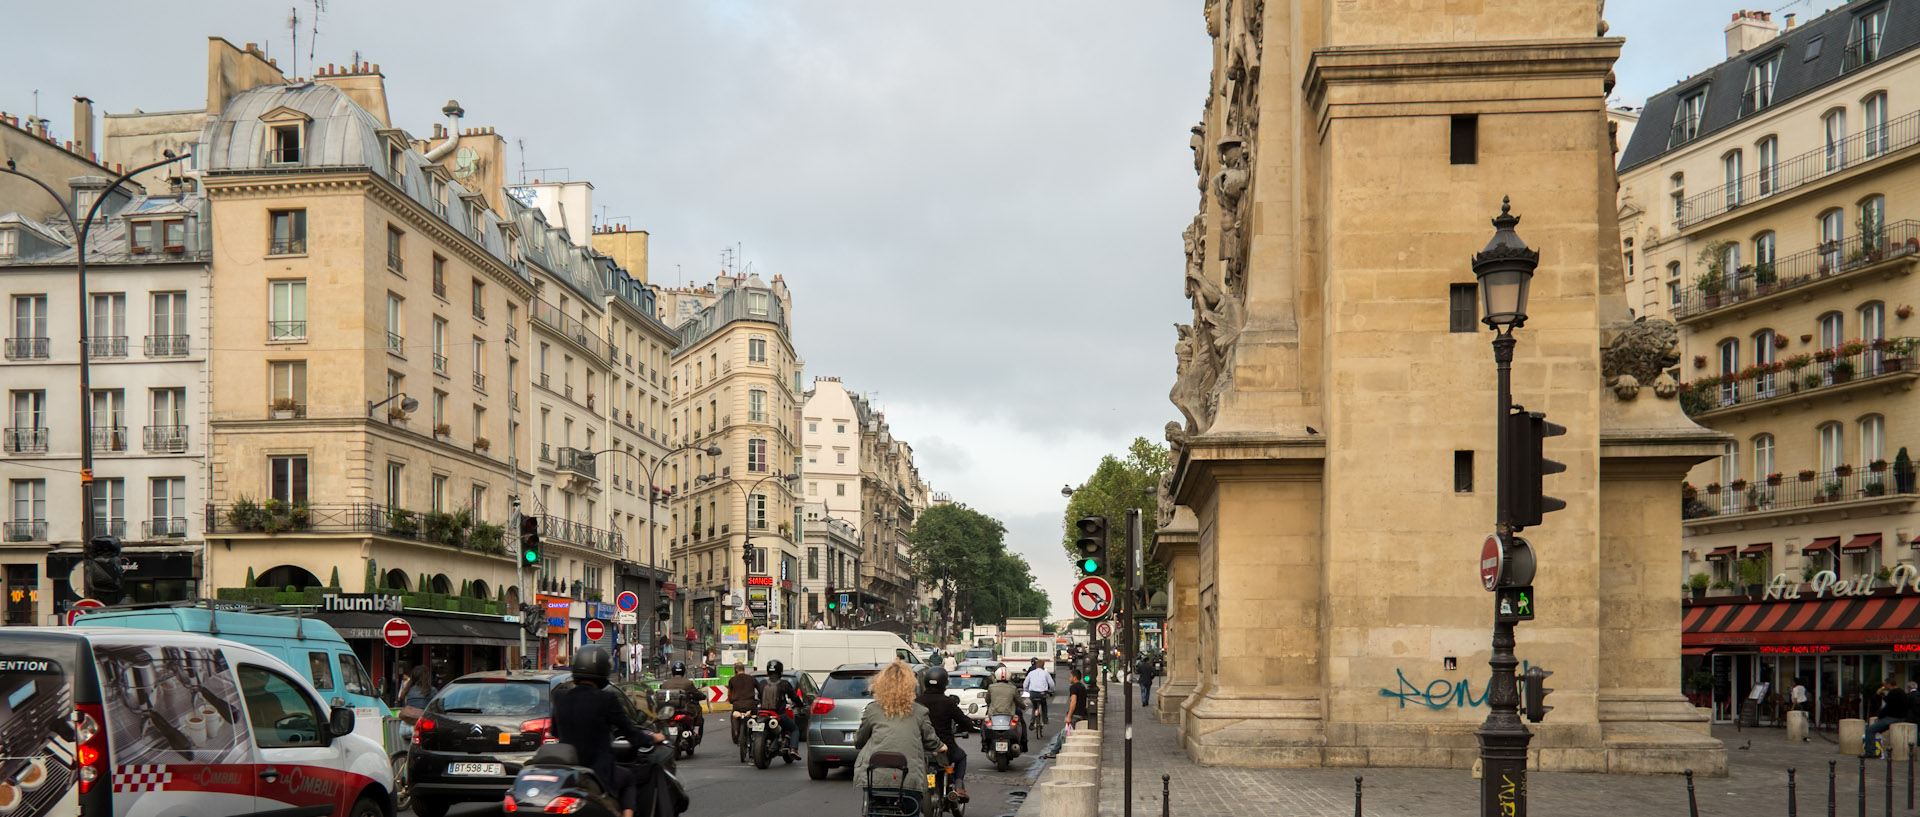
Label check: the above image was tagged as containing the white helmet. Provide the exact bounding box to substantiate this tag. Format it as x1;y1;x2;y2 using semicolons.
995;667;1011;682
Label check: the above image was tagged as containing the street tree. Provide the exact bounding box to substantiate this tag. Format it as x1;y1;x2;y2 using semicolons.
1060;436;1170;597
909;503;1051;625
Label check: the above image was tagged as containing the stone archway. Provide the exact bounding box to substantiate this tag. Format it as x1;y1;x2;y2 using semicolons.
256;565;322;590
384;569;411;592
432;574;454;594
470;579;490;599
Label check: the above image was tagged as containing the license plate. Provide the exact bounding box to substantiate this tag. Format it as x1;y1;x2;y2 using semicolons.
446;762;504;776
844;731;857;742
996;741;1009;751
667;727;679;736
750;721;765;731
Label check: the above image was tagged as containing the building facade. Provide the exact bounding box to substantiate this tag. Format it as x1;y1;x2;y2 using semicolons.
1615;2;1920;725
1156;0;1721;774
801;501;861;627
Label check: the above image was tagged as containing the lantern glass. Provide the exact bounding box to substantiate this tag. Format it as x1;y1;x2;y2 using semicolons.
1477;265;1532;329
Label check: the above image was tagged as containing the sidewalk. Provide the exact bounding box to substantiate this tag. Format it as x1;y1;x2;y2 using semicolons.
1095;683;1906;816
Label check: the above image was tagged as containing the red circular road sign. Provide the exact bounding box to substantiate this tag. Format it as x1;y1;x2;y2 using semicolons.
383;618;414;649
584;619;608;642
1480;534;1505;592
1072;576;1114;619
617;591;640;612
67;598;103;626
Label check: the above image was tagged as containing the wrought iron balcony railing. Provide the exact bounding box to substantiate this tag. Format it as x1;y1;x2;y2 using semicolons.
4;428;48;454
1681;338;1920;417
91;426;128;452
556;447;598;479
145;424;188;453
86;336;127;358
1685;465;1918;521
386;332;405;355
269;237;307;255
3;521;46;542
268;320;307;341
1672;221;1920;320
4;337;49;360
143;517;188;538
1676;111;1919;228
204;502;512;556
143;334;190;357
537;513;623;554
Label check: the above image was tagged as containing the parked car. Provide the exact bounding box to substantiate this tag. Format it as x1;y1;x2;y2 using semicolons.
408;669;644;817
804;663;886;779
3;627;390;817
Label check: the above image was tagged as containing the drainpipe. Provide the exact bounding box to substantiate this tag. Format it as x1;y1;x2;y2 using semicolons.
424;100;465;162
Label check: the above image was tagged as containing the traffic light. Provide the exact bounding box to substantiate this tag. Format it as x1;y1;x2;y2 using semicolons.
825;586;837;610
1522;665;1554;722
1495;585;1535;623
518;514;541;566
1074;516;1109;576
1503;409;1567;530
656;595;672;618
521;603;544;637
84;534;124;598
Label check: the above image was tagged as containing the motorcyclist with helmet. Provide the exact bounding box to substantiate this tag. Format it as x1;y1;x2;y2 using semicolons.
982;666;1028;753
655;661;705;741
551;646;665;817
758;659;806;762
916;666;971;805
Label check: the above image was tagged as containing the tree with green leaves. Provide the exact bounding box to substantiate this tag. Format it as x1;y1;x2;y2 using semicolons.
1061;437;1170;597
909;503;1051;627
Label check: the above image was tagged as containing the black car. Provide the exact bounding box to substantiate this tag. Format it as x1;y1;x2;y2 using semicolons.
407;669;645;817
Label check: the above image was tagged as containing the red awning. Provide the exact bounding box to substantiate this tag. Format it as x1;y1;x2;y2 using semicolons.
1682;646;1714;656
1683;594;1920;649
1741;543;1773;556
1843;533;1884;552
1706;546;1738;560
1802;537;1842;553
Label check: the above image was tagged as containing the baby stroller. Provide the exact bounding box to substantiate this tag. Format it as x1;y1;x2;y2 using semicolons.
862;751;923;817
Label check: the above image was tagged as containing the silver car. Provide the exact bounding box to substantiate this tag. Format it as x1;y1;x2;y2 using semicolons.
804;662;888;779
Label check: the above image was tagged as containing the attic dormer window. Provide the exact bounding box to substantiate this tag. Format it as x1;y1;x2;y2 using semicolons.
388;144;405;182
129;222;155;254
0;229;16;259
271;124;301;164
1669;88;1708;147
163;219;185;252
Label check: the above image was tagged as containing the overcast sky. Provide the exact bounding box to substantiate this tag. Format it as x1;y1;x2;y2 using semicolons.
1;0;1793;618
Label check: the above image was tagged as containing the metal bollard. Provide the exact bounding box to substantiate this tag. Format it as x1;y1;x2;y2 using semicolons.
1830;759;1837;817
1909;750;1914;810
1860;756;1868;817
1354;775;1363;817
1685;769;1699;817
1161;773;1170;817
1789;767;1797;817
1889;752;1896;815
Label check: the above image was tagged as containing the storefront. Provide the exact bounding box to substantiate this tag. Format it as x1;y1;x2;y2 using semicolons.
47;547;200;613
1682;567;1920;726
539;594;574;667
313;593;522;690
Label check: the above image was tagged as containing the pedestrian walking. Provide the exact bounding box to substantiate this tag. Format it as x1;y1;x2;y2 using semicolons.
1135;655;1158;706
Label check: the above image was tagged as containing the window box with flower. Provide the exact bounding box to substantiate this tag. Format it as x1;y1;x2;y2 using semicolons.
1798;469;1817;482
1766;472;1783;486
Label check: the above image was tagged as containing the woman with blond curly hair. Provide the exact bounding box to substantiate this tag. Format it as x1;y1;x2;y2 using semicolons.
854;661;944;809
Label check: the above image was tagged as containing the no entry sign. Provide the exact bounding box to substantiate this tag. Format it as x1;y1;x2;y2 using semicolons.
1073;576;1114;620
383;618;414;649
1480;534;1505;592
617;591;640;612
584;619;608;641
66;598;103;627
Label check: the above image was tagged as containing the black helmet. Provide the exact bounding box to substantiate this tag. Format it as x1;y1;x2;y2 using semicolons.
671;661;687;676
923;666;949;692
571;645;613;685
766;659;784;676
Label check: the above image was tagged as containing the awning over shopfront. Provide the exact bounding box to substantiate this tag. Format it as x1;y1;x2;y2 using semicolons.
1843;533;1884;552
1706;546;1738;560
1741;543;1772;556
1683;593;1920;648
1682;646;1714;655
322;611;523;647
1803;537;1842;553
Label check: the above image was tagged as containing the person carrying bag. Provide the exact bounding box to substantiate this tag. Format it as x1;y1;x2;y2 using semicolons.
397;664;434;724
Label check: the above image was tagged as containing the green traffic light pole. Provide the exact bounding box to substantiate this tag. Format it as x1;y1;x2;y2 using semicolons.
1473;198;1540;817
586;443;721;675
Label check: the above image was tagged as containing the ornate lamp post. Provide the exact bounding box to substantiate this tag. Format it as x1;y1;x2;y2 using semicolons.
698;471;801;629
588;442;720;673
1471;196;1540;817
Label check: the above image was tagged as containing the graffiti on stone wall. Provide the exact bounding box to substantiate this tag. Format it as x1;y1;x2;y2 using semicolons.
1377;663;1530;710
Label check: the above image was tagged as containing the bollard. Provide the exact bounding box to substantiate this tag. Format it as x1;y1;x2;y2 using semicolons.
1908;749;1913;809
1788;767;1797;817
1686;769;1700;817
1162;773;1170;817
1889;751;1896;815
1859;755;1867;817
1790;710;1811;742
1354;776;1363;817
1050;764;1098;785
1892;724;1918;761
1842;719;1867;756
1039;780;1098;817
1829;759;1837;817
1055;752;1100;768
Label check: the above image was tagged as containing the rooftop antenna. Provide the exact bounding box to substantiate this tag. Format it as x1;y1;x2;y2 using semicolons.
307;0;326;66
517;138;527;183
288;6;298;77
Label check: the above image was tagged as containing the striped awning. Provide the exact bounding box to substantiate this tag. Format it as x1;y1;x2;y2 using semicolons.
1802;537;1842;552
1741;543;1773;556
1843;533;1884;552
1706;546;1739;560
1683;593;1920;648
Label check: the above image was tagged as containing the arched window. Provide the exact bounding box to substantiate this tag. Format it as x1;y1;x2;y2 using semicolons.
1719;338;1741;404
1859;194;1887;250
1860;301;1886;341
1824;108;1849;170
1671;172;1686;222
1720;241;1742;285
1820;312;1846;350
1819;422;1845;473
1753;434;1776;487
1864;92;1889;157
1754;329;1779;394
1860;414;1887;467
1720;442;1741;513
1821;208;1846;270
1757;136;1779;196
1724;149;1745;206
1754;231;1776;269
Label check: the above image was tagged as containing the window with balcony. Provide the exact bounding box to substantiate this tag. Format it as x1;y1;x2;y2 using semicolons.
163;219;184;253
8;480;45;542
1819;422;1845;473
1753;434;1776;487
1861;414;1886;467
8;294;47;360
472;337;486;391
751;492;768;530
91;389;125;452
270;361;307;413
1743;54;1780;114
1860;194;1887;250
129;220;155;254
1669;172;1686;222
386;226;405;275
1754;231;1776;269
6;391;45;454
1820;209;1846;270
147;291;188;357
1845;6;1888;71
269;280;307;340
91;478;124;536
150;477;186;538
471;279;486;321
749;389;767;423
1824;109;1849;171
749;337;767;363
1756;136;1778;196
1718;339;1740;405
432;318;447;373
1863;92;1890;158
148;388;186;452
269;209;306;255
430;474;447;514
748;438;768;472
386;294;405;356
1722;150;1744;208
431;255;447;299
1671;89;1708;147
88;292;125;358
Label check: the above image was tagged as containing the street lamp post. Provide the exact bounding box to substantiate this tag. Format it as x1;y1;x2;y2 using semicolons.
697;470;801;632
1472;197;1540;817
587;442;721;674
1;151;191;599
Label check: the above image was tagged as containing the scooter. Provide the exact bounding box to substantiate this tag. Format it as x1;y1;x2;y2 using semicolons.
981;713;1022;772
746;706;796;770
506;739;688;816
651;689;702;758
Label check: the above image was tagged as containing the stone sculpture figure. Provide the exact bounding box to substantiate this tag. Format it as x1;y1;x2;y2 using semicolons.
1600;317;1682;400
1170;325;1213;433
1213;138;1251;295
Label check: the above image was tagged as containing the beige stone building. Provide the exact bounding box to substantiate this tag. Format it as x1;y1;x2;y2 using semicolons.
1156;0;1722;775
661;273;804;643
1615;4;1920;724
799;377;927;624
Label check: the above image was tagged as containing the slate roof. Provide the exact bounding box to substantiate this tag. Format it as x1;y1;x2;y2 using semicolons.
1619;0;1920;172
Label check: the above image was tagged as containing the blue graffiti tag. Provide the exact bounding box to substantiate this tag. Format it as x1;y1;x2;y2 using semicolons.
1377;662;1529;710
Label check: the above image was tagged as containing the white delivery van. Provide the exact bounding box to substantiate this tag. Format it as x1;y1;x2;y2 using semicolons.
752;630;921;687
0;627;393;817
1000;634;1055;678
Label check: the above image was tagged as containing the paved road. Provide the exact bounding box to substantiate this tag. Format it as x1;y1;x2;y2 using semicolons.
413;668;1065;817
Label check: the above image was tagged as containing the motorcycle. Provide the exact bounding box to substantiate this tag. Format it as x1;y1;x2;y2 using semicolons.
746;706;795;770
929;749;967;817
982;713;1021;772
505;739;689;816
652;689;702;758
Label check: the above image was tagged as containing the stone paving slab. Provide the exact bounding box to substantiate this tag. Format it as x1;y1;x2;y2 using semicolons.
1096;683;1913;816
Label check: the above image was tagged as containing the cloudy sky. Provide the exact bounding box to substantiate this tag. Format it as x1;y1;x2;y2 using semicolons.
2;0;1794;617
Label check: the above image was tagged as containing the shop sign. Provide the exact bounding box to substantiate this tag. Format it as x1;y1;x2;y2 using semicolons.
746;576;774;587
588;602;617;620
1763;564;1920;600
321;593;404;613
1759;645;1834;654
